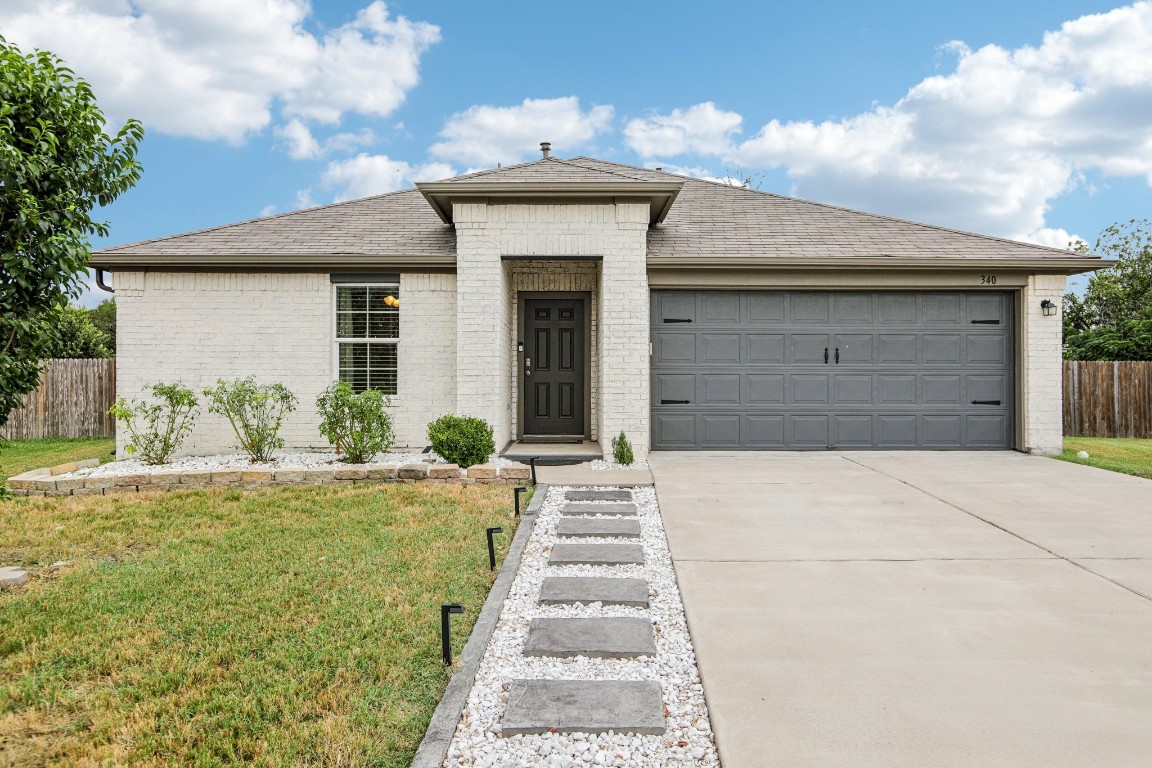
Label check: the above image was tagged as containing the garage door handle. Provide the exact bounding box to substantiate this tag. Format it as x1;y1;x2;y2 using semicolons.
971;400;1002;405
824;347;828;364
835;347;840;364
663;318;692;323
971;319;1001;324
661;399;691;405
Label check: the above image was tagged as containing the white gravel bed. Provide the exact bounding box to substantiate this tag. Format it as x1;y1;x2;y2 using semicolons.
587;458;651;471
441;485;720;768
55;451;517;479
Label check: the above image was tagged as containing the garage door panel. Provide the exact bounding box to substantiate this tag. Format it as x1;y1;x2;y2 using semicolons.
747;334;786;363
651;291;1014;450
745;415;785;446
833;415;874;447
791;334;830;364
701;374;740;405
654;332;696;364
834;374;873;405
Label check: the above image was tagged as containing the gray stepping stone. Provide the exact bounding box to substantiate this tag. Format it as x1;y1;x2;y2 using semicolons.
561;502;638;517
566;489;632;502
549;542;644;566
539;577;650;607
503;679;665;735
524;617;656;658
0;567;28;587
555;517;641;538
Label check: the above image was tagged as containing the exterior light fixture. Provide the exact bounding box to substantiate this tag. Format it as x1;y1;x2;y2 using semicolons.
1040;299;1057;317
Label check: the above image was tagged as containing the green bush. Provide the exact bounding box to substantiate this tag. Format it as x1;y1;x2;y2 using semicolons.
316;381;394;463
109;382;199;464
203;377;297;462
426;414;495;468
611;431;634;465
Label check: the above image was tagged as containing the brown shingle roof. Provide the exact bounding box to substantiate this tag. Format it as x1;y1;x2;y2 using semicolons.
93;155;1100;273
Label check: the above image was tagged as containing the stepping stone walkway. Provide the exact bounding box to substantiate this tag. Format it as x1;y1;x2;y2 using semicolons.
505;486;667;737
549;541;645;565
539;576;650;607
555;517;641;538
0;567;28;588
502;679;666;736
560;502;638;516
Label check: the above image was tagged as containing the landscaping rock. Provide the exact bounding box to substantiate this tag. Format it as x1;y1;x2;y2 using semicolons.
398;463;429;480
365;464;398;480
333;465;368;480
0;567;29;588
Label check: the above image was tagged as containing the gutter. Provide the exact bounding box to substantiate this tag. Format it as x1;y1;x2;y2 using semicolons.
94;268;114;293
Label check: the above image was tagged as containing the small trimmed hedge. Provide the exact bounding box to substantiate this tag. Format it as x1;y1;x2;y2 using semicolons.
427;414;495;468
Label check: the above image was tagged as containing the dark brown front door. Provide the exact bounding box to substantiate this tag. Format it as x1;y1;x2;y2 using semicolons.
523;298;585;436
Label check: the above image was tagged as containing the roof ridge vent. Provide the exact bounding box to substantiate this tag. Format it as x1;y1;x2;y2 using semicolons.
540;141;551;159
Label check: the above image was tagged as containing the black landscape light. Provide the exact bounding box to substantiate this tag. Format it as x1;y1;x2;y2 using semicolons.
514;486;528;517
529;457;538;485
441;603;465;666
1040;299;1058;317
486;526;503;570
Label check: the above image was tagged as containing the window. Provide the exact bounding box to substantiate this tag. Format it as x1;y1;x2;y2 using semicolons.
335;284;399;394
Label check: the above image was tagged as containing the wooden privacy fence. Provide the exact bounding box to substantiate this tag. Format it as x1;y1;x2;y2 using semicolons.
1064;361;1152;438
1;358;116;440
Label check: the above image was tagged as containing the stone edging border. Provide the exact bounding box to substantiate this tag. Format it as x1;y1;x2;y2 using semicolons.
410;484;548;768
6;460;532;497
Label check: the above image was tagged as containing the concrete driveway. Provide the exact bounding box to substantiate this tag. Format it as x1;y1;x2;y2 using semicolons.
650;452;1152;768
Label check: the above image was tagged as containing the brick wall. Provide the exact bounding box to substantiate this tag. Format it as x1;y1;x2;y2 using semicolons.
1022;273;1066;455
454;201;650;457
114;271;454;456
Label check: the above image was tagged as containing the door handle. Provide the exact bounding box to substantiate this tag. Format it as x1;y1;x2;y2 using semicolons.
661;399;691;405
835;347;840;364
971;400;1001;405
663;318;692;323
824;347;828;364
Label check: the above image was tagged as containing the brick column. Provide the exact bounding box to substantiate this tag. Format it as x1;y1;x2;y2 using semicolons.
1021;273;1066;455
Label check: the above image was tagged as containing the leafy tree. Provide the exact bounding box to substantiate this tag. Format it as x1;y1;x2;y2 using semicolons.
87;297;116;351
0;35;143;428
1063;219;1152;361
41;304;112;358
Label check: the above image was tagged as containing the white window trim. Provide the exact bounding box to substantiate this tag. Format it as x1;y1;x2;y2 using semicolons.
331;282;400;398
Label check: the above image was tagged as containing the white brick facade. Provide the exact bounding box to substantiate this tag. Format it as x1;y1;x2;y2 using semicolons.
1021;273;1066;455
114;271;454;456
454;202;651;457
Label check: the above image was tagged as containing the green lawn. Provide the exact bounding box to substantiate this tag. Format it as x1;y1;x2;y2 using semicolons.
0;482;518;767
0;437;115;485
1055;437;1152;481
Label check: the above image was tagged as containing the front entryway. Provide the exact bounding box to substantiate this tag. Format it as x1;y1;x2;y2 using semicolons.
522;297;587;437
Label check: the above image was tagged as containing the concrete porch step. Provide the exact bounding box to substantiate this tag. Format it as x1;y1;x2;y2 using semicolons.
502;679;666;736
539;576;650;607
555;517;642;538
524;617;656;658
549;541;645;566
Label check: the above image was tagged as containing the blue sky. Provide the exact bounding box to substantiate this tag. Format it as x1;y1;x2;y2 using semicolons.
4;0;1150;305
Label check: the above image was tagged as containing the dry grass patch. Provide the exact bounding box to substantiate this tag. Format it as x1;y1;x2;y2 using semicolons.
0;483;519;767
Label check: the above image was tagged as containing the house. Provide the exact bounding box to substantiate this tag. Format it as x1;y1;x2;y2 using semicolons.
91;150;1100;459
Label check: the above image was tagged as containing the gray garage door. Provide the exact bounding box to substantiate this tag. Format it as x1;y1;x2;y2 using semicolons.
651;291;1015;450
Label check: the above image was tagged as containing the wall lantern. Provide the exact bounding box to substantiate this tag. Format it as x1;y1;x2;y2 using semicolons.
1040;299;1058;317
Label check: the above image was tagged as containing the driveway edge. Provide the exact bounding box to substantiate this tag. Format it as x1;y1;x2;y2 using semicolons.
410;484;548;768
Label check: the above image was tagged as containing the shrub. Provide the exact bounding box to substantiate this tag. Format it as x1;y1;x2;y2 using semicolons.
611;431;635;466
316;381;394;463
427;414;494;468
109;382;199;464
203;377;297;462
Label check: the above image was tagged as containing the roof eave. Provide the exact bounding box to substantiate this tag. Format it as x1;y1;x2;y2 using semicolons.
415;181;684;225
88;253;458;271
645;255;1105;275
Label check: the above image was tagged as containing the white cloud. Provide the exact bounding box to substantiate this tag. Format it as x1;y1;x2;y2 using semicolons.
321;154;456;201
429;97;614;167
275;119;375;160
258;204;279;218
0;0;439;143
632;3;1152;240
624;102;742;158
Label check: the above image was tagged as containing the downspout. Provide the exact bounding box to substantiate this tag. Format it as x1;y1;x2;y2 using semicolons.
94;267;114;293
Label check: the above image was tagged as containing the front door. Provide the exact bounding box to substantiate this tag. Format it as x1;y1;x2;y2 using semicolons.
523;297;586;436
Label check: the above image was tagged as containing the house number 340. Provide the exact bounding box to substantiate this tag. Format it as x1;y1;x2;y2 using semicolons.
980;275;998;285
